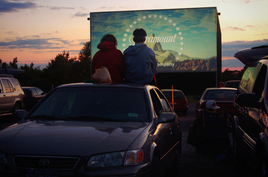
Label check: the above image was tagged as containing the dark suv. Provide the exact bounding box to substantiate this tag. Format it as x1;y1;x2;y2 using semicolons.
232;45;268;176
0;74;24;117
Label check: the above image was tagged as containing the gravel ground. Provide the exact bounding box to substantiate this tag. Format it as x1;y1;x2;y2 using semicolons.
177;103;256;177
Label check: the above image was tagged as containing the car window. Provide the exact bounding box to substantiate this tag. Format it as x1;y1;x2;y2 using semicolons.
10;78;22;91
30;88;38;96
2;79;13;93
239;63;262;93
35;87;44;95
30;87;149;122
204;90;237;100
155;89;171;112
150;89;163;116
252;64;267;101
0;81;2;93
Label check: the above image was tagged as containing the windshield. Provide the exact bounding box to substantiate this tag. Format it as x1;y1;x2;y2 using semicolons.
30;87;149;122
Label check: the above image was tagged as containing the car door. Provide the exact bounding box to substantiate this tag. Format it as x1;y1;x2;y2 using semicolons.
149;88;179;169
236;63;267;167
1;79;15;113
0;80;5;113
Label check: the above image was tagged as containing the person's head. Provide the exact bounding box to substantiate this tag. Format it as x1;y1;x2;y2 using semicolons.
219;82;224;87
27;90;33;97
100;34;117;46
206;100;220;111
133;28;147;43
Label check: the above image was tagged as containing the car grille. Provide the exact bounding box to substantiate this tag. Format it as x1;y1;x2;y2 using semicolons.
14;155;80;170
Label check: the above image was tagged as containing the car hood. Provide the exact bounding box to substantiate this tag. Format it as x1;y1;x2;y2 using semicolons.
0;120;149;156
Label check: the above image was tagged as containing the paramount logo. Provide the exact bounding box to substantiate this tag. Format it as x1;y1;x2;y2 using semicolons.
145;34;177;43
127;34;177;43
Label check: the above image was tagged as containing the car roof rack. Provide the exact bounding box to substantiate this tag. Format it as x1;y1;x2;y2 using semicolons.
0;74;14;78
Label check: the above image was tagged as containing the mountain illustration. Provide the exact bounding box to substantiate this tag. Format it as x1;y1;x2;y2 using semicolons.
145;33;217;72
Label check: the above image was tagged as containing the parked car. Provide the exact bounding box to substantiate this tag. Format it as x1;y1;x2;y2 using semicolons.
224;80;240;88
0;74;24;116
162;89;188;116
0;83;182;177
232;45;268;176
195;87;237;119
22;86;46;101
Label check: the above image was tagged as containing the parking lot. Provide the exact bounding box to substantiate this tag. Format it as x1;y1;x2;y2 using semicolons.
0;103;257;177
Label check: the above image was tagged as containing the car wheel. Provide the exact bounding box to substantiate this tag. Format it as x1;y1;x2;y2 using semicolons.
151;156;164;177
12;102;22;119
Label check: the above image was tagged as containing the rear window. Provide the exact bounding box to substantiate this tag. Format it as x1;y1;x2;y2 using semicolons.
203;90;237;100
239;63;262;93
163;91;185;99
30;87;149;122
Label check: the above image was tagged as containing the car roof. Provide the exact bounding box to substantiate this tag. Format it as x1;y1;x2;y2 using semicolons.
161;89;183;92
22;86;37;89
204;87;237;91
56;82;156;90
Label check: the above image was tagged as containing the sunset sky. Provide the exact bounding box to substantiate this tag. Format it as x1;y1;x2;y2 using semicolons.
0;0;267;71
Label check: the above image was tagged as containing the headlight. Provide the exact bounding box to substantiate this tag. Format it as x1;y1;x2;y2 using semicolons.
0;152;7;165
87;150;144;168
124;150;143;166
87;152;125;167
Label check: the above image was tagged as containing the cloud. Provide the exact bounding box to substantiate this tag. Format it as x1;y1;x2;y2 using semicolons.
49;6;75;10
0;0;36;13
223;26;246;31
221;39;268;69
222;39;268;57
0;37;71;50
73;12;88;18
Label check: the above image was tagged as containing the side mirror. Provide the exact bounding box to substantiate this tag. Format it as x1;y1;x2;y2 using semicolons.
15;109;28;120
158;112;176;123
236;93;259;108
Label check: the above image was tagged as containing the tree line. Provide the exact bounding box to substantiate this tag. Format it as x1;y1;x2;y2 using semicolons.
0;41;91;93
0;40;246;93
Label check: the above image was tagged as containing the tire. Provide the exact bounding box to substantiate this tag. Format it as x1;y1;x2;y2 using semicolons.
151;156;164;177
12;102;22;119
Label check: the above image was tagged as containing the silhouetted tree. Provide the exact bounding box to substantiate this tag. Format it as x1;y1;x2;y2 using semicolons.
9;57;18;69
43;51;74;90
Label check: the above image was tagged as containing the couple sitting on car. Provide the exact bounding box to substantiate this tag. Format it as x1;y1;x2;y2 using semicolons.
92;28;157;85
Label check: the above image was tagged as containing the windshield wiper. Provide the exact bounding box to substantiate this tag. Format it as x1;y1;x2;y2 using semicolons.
66;116;118;122
29;115;65;121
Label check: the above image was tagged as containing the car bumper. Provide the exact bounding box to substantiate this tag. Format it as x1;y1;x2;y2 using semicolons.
0;162;151;177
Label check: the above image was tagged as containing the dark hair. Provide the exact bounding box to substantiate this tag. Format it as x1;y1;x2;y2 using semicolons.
100;34;117;46
133;28;147;42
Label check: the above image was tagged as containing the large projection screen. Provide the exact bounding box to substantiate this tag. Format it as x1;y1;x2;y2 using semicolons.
90;7;218;73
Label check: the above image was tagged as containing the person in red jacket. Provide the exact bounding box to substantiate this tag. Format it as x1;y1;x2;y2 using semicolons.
92;34;125;82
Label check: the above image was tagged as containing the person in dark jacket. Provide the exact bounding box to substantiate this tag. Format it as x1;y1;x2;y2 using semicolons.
123;28;157;85
24;90;38;111
92;34;125;82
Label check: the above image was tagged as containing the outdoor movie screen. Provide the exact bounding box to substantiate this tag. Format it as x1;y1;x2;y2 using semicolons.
90;7;218;73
